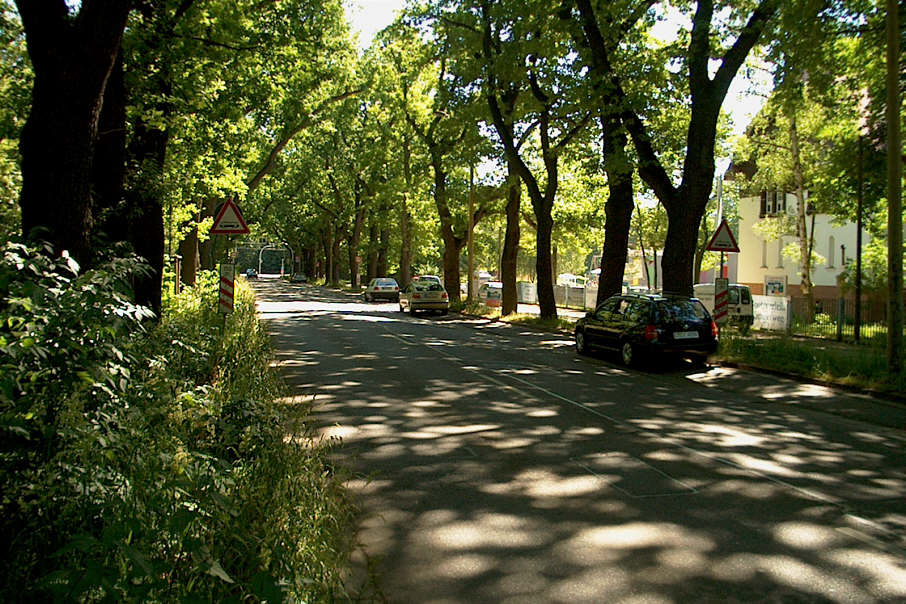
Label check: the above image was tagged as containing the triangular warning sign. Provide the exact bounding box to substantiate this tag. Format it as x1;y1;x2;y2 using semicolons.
706;219;739;253
210;199;250;235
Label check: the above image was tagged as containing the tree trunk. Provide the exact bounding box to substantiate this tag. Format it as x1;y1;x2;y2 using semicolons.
659;101;720;295
430;150;462;303
636;204;649;289
348;186;366;288
322;231;332;285
399;198;412;287
597;113;634;304
179;224;198;287
330;227;341;286
195;198;216;271
660;195;701;295
535;208;556;318
399;139;414;288
93;50;127;242
694;214;708;282
16;1;133;267
886;0;903;372
366;218;379;282
93;48;165;317
789;111;814;323
378;225;389;277
501;165;521;315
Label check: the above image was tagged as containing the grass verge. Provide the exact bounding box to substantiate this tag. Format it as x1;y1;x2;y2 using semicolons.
1;243;356;602
715;333;906;396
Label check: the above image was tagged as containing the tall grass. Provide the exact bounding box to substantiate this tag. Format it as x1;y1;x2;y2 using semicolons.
716;333;906;394
0;242;356;602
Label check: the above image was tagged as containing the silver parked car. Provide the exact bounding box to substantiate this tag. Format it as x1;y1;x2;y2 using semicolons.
399;279;449;315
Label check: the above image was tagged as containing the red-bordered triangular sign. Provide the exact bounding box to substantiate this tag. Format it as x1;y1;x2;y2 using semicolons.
706;219;740;253
210;199;250;235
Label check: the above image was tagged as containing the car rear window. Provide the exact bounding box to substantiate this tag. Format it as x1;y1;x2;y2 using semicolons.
376;279;397;286
655;299;709;322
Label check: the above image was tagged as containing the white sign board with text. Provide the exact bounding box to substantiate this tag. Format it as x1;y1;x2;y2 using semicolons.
752;295;791;331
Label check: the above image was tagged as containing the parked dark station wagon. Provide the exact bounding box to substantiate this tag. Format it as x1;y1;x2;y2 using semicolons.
575;293;718;367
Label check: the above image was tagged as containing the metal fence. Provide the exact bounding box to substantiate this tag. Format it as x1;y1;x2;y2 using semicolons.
790;297;888;343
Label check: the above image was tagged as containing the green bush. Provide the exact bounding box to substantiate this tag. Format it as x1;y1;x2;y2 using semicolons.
0;241;355;602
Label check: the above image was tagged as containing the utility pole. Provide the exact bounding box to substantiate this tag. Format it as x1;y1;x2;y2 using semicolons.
886;0;903;372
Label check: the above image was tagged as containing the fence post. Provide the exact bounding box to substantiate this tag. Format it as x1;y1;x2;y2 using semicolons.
837;297;845;341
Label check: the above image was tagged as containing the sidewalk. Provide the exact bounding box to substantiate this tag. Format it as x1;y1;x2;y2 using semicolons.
513;302;587;320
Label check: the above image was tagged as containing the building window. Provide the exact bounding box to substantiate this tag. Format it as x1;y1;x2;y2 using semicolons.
761;240;768;268
760;190;787;216
828;236;835;268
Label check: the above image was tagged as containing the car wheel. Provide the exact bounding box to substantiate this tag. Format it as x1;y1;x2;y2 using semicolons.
410;306;418;316
621;341;636;367
441;309;448;316
399;303;405;313
364;293;371;302
575;329;588;354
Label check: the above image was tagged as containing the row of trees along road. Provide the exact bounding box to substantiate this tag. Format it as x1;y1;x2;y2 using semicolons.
5;0;902;356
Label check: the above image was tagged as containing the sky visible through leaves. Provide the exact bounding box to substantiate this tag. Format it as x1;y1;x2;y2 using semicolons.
344;0;771;141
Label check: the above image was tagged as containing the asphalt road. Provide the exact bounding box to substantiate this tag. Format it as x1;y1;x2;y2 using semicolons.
254;279;906;604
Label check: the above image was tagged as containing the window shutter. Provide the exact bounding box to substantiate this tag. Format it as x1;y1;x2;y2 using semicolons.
760;191;766;217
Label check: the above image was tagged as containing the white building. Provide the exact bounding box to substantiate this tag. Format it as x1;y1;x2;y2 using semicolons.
736;189;868;298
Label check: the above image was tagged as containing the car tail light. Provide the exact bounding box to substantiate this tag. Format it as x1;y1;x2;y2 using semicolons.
442;292;448;299
644;324;657;342
413;293;422;299
711;320;719;338
394;287;399;291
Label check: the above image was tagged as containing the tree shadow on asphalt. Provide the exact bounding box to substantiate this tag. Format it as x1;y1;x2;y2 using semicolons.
257;283;906;603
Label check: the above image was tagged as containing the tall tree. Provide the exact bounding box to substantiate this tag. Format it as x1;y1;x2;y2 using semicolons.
573;0;780;295
15;0;133;266
388;22;488;302
480;0;591;319
886;0;902;372
564;0;654;303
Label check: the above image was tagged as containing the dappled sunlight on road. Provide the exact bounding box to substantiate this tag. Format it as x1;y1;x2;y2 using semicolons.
251;280;906;603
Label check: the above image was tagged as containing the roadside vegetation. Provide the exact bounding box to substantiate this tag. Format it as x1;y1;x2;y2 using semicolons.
0;241;356;602
715;333;906;396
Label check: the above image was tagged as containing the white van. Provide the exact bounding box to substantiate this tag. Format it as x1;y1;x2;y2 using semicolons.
693;283;754;334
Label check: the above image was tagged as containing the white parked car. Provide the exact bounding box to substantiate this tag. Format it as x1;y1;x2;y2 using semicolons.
363;277;400;302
